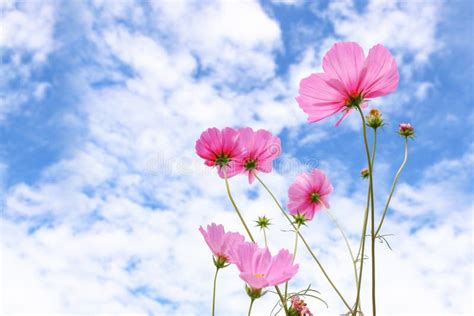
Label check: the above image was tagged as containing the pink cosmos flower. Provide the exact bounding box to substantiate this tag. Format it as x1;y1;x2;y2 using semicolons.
288;169;333;221
199;223;245;265
232;242;299;290
195;127;243;178
296;42;399;126
235;127;281;183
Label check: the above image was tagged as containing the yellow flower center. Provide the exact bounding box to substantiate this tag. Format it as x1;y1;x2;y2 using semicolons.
254;273;265;278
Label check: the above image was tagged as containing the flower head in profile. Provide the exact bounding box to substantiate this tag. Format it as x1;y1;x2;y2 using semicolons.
235;127;281;183
290;296;313;316
398;123;415;138
195;127;243;178
199;223;245;267
296;42;399;126
288;169;333;221
232;242;299;291
360;167;370;179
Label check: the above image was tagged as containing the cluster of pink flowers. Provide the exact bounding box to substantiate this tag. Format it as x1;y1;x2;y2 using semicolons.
199;223;299;293
196;127;281;183
196;41;414;315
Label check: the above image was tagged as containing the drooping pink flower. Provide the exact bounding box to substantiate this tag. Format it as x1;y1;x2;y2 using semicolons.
232;242;299;290
288;169;333;221
195;127;244;178
290;296;313;316
199;223;245;265
235;127;281;183
296;42;399;126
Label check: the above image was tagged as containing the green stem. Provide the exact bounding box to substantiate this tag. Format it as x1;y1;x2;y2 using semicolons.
325;209;358;292
355;106;376;316
223;169;255;243
254;174;353;313
222;169;288;314
356;131;376;261
375;137;409;237
275;286;290;315
212;267;219;316
284;222;301;302
263;229;268;248
247;298;255;316
354;127;377;314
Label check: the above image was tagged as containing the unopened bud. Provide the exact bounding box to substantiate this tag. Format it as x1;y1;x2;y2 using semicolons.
360;167;370;179
292;213;307;226
366;108;383;129
255;215;271;230
398;123;415;137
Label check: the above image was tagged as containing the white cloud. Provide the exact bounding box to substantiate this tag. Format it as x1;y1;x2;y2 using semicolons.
151;0;282;84
0;0;55;120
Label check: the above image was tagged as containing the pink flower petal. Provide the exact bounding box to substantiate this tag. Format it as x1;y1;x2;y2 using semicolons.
359;44;399;98
322;42;366;95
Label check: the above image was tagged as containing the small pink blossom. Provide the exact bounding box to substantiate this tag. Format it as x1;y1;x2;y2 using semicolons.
235;127;281;183
195;127;243;178
398;123;414;137
232;242;299;290
290;296;313;316
296;42;399;126
199;223;245;264
288;169;333;221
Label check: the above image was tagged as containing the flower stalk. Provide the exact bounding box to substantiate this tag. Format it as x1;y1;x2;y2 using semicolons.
254;173;353;313
284;221;301;302
212;266;220;316
375;137;409;237
355;106;377;315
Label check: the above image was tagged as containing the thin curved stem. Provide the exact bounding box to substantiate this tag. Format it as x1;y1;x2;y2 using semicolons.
325;209;358;292
247;298;255;316
212;267;219;316
275;286;290;315
375;137;409;237
254;174;352;313
284;222;301;302
355;106;376;316
354;127;377;314
222;169;288;314
223;169;255;242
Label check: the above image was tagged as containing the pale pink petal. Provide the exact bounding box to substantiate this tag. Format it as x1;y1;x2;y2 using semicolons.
239;272;269;289
296;73;347;123
335;108;352;126
265;249;299;286
322;42;365;95
359;44;399;98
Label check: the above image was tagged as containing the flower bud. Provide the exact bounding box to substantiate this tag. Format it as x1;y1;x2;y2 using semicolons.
360;167;370;179
398;123;415;137
255;215;271;230
366;108;383;129
292;213;307;226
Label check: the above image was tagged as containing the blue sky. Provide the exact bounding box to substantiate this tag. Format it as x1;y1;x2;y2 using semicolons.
1;0;473;315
